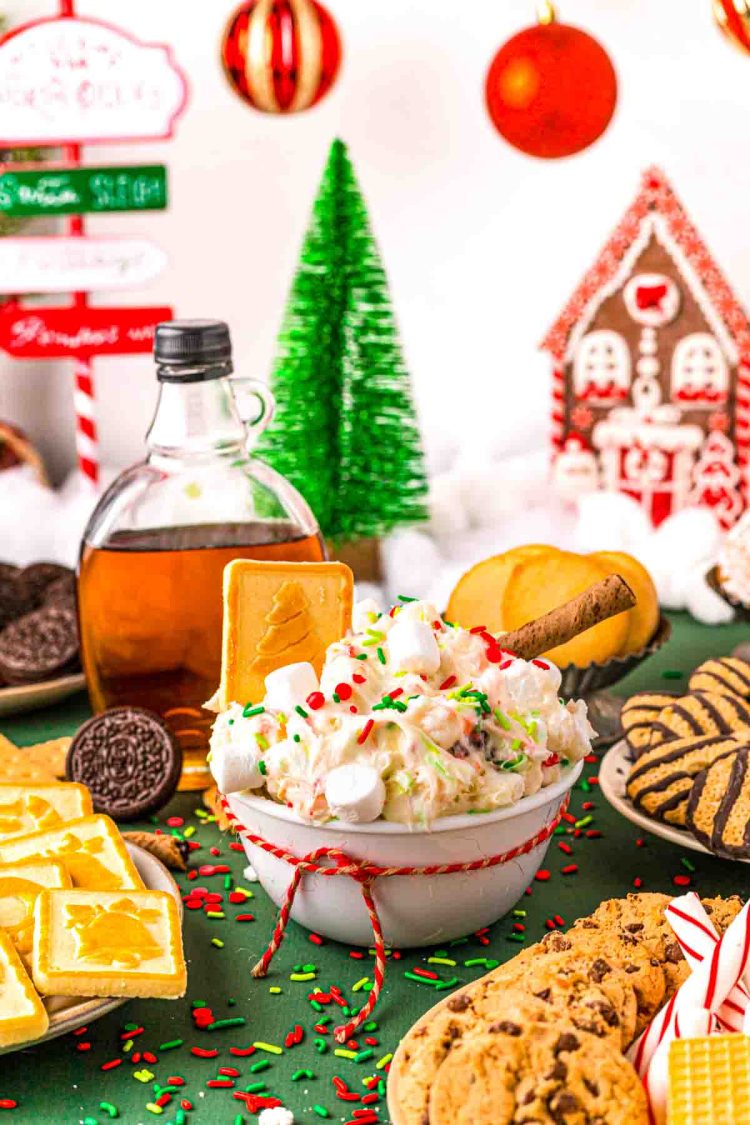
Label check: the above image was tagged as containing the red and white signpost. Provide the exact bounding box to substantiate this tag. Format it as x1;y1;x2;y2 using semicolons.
0;1;188;487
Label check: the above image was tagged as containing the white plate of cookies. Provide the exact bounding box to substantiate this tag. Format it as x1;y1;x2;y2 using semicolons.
0;672;87;718
0;783;187;1053
599;656;750;864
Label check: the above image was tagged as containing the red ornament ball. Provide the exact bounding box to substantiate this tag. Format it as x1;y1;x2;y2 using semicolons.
222;0;342;114
485;20;617;159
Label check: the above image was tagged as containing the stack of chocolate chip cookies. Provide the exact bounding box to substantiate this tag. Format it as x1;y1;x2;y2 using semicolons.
623;657;750;858
388;892;743;1124
0;563;79;686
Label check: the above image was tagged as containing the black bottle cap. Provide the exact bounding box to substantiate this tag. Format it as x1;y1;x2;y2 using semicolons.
154;319;234;382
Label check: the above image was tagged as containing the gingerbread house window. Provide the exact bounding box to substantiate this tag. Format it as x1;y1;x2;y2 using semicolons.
573;330;631;404
671;333;728;406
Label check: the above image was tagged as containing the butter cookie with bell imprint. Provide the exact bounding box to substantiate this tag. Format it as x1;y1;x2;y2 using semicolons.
626;734;747;827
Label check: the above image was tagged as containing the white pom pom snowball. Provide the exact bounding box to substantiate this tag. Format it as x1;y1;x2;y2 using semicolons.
684;567;735;625
381;529;443;602
573;491;652;554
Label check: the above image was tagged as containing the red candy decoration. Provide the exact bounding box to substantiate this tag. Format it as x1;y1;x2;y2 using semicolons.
485;5;617;159
335;682;353;701
307;691;325;710
222;0;342;114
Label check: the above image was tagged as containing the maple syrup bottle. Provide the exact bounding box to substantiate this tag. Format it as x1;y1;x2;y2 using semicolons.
78;320;325;790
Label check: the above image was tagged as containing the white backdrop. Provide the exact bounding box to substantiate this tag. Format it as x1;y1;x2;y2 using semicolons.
2;0;750;483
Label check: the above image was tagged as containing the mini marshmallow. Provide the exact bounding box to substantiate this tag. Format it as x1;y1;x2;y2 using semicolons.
324;763;386;824
264;662;319;714
209;743;264;794
387;618;440;675
352;597;383;633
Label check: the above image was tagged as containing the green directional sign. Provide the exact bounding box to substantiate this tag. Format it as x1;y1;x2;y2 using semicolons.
0;165;168;217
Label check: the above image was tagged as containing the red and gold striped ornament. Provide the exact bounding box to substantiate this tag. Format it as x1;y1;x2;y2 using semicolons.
221;0;342;114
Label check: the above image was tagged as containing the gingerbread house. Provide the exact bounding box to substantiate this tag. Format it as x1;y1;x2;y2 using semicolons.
542;167;750;529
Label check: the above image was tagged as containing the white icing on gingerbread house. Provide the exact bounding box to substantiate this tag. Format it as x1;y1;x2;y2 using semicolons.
542;167;750;529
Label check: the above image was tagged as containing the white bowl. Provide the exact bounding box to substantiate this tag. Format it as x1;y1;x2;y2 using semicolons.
228;761;582;948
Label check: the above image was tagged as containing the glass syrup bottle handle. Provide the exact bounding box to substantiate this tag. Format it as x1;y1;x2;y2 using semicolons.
231;378;275;446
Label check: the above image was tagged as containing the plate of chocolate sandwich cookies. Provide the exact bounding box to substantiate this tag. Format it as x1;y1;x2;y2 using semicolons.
599;656;750;861
0;562;85;716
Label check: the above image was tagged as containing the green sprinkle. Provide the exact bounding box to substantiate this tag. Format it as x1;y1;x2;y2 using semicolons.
234;1116;243;1125
313;1107;330;1118
314;1037;328;1054
292;1068;314;1081
207;1017;246;1030
464;958;488;967
363;1021;378;1031
501;754;527;772
83;1118;98;1125
295;705;309;718
376;1052;393;1069
404;970;439;986
681;856;696;872
211;938;224;948
249;1060;271;1073
355;1048;375;1063
493;708;512;730
290;972;317;981
310;999;324;1012
355;652;368;659
99;1106;119;1120
580;779;591;792
435;977;460;990
507;933;526;943
124;1023;140;1030
243;704;265;717
158;1039;183;1051
176;1112;186;1125
258;760;267;776
253;1041;283;1055
293;734;301;743
332;692;341;703
448;936;469;946
244;1082;267;1093
334;1048;358;1060
397;594;417;602
377;647;386;664
662;669;684;680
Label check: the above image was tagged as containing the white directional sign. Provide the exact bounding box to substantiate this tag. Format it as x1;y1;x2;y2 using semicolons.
0;237;168;293
0;16;188;145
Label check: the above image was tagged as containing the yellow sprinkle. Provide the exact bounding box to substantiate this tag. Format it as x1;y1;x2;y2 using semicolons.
122;1039;134;1052
428;957;457;967
146;1104;164;1116
211;938;224;948
183;825;195;838
334;1049;357;1060
269;986;282;994
351;977;369;993
376;1053;393;1069
133;1069;154;1083
253;1041;283;1055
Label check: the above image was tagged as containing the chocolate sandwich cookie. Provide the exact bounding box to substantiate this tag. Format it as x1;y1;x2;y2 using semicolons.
0;564;21;632
620;692;677;758
66;707;182;821
626;734;746;826
688;747;750;858
689;657;750;700
0;603;79;684
649;691;750;750
42;573;76;608
16;562;72;609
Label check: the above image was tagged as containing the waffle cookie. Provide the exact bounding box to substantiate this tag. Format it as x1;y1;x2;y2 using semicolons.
688;656;750;699
648;691;750;750
687;746;750;858
32;888;186;999
626;734;746;826
669;1035;750;1125
0;783;92;843
0;929;48;1047
620;692;677;757
0;859;70;969
0;815;144;891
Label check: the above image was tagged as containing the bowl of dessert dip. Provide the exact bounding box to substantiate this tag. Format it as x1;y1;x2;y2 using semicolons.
210;599;590;948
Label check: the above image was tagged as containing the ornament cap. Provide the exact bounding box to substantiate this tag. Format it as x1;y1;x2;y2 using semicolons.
536;1;557;26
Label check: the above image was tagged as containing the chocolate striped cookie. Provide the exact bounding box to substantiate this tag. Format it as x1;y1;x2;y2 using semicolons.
688;747;750;858
688;657;750;700
620;693;677;758
626;734;746;826
649;691;750;750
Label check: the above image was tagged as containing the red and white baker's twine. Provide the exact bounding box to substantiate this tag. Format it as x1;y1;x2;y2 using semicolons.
220;794;570;1042
73;357;99;487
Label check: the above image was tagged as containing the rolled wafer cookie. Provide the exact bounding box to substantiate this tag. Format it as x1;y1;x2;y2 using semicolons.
687;747;750;858
649;691;750;750
626;734;746;826
500;574;636;663
689;657;750;700
621;693;678;758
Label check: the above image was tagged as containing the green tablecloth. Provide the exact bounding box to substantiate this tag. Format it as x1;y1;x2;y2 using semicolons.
1;612;750;1124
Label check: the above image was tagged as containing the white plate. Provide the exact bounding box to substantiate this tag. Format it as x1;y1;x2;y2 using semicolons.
0;672;86;717
599;739;750;865
1;842;183;1054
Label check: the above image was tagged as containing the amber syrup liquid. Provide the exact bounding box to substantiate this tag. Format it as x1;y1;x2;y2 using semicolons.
78;522;325;790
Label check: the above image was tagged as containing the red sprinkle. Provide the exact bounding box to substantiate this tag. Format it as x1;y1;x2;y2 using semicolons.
535;869;551;882
532;658;550;669
307;692;325;711
181;1101;194;1112
412;967;438;980
545;918;557;930
558;842;573;855
673;874;692;887
362;1092;380;1105
191;1047;219;1058
498;659;513;670
554;914;565;927
562;812;576;824
0;1102;18;1110
121;1027;144;1039
233;1093;282;1111
156;1093;171;1108
349;951;364;960
561;864;578;875
469;625;487;634
76;1042;91;1052
335;682;353;701
357;719;375;746
309;933;324;945
633;877;643;888
206;1079;234;1089
167;1077;186;1086
582;801;595;811
586;830;602;839
636;838;646;848
219;1067;240;1077
235;913;255;922
485;646;502;663
388;688;403;700
543;753;560;768
229;1046;256;1057
166;816;184;827
352;673;367;684
512;922;525;933
439;676;457;691
100;1059;121;1071
229;891;247;904
229;842;245;851
143;1052;157;1064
